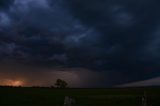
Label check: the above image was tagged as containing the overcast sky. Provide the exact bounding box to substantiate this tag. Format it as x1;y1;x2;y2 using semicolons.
0;0;160;87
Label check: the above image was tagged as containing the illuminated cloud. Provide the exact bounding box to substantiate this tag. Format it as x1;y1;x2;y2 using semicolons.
0;79;24;86
13;0;50;11
0;12;11;27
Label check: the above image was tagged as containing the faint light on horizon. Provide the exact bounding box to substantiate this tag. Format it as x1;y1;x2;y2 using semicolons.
1;79;24;87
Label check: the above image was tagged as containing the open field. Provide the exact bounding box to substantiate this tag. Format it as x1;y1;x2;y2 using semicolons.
0;87;160;106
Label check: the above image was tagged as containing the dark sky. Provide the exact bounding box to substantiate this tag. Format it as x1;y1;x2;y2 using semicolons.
0;0;160;87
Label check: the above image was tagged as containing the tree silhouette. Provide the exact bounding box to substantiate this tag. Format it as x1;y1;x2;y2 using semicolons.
55;79;68;88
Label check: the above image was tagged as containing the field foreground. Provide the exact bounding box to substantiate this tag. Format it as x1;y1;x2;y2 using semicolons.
0;87;160;106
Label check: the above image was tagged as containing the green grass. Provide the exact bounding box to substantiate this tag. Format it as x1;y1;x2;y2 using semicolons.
0;87;160;106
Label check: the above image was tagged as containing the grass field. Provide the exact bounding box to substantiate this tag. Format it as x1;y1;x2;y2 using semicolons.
0;87;160;106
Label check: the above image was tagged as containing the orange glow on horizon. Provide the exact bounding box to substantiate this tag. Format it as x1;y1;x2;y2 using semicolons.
1;79;24;87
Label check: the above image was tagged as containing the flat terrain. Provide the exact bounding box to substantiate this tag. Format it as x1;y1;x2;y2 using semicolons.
0;87;160;106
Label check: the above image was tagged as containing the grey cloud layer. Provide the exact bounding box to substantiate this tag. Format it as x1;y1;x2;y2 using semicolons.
0;0;98;66
0;0;160;86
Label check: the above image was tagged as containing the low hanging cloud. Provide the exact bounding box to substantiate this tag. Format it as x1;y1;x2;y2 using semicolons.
0;0;160;87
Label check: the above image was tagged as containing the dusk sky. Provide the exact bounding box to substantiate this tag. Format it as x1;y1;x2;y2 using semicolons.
0;0;160;87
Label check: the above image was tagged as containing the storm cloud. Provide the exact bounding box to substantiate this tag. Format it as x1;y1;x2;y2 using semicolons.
0;0;160;87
